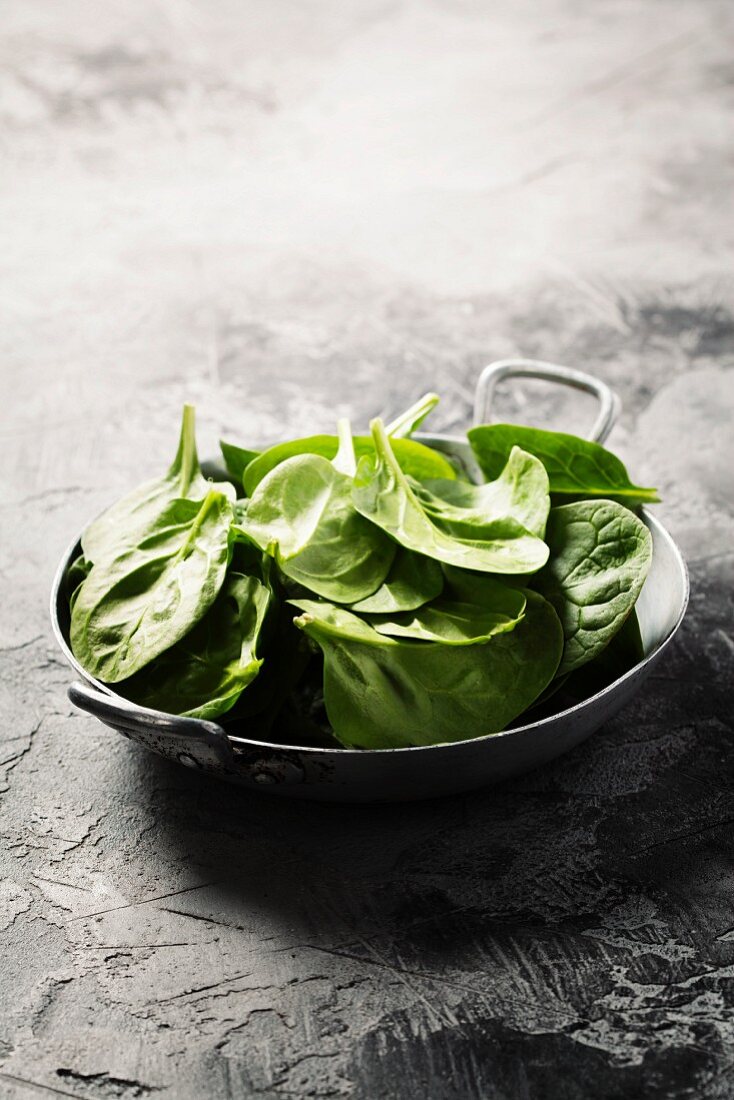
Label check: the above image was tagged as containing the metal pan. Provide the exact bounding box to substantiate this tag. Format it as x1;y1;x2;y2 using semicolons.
51;361;689;802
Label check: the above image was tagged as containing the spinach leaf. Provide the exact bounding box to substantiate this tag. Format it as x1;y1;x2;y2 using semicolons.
529;609;644;717
417;445;550;539
365;590;526;645
226;600;317;738
82;405;210;566
348;546;443;613
441;563;525;606
533;499;652;675
468;424;659;505
562;609;645;701
239;453;395;603
66;553;92;611
352;420;549;575
385;392;440;438
71;488;234;683
121;548;274;719
243;433;457;495
291;591;563;748
220;440;260;484
65;394;658;742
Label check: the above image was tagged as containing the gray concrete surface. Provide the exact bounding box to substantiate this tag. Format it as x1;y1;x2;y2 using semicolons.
2;0;734;1096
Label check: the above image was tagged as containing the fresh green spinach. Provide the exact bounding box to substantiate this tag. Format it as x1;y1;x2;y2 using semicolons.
353;420;549;575
563;609;645;701
239;452;395;603
220;440;260;484
71;488;234;682
83;405;212;566
66;553;92;611
331;418;358;477
243;434;457;495
533;499;652;675
441;563;522;606
365;590;526;645
384;392;439;438
67;394;657;749
122;546;274;718
416;445;550;539
291;592;562;748
348;546;443;613
468;424;659;505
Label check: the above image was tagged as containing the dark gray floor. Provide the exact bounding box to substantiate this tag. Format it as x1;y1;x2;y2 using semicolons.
2;1;734;1097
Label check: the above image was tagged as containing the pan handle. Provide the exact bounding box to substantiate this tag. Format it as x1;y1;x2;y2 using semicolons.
473;359;619;443
68;681;234;770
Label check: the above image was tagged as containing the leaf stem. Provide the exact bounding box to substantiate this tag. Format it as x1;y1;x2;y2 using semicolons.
333;418;357;476
171;404;200;494
178;488;222;560
370;417;413;492
385;393;440;438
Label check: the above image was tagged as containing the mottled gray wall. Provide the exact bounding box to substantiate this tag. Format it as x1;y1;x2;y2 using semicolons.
1;1;733;1097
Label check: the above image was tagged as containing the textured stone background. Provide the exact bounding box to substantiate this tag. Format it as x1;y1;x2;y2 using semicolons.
1;1;734;1096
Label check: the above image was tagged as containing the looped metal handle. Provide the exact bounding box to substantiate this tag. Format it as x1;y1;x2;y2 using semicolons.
68;681;233;771
473;359;619;443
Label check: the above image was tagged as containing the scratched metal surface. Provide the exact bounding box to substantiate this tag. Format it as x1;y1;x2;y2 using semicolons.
1;1;734;1097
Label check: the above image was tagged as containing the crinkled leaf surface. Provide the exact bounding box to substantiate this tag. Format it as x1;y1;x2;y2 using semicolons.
71;489;234;682
533;499;652;675
348;546;444;613
291;592;562;748
240;453;395;603
468;424;659;505
352;420;549;575
121;549;274;719
82;405;210;566
417;445;550;538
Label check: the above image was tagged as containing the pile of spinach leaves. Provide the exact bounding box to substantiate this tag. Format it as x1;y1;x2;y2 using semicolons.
68;398;656;748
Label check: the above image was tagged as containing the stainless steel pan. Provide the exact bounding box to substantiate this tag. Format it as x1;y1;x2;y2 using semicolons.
51;361;689;802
